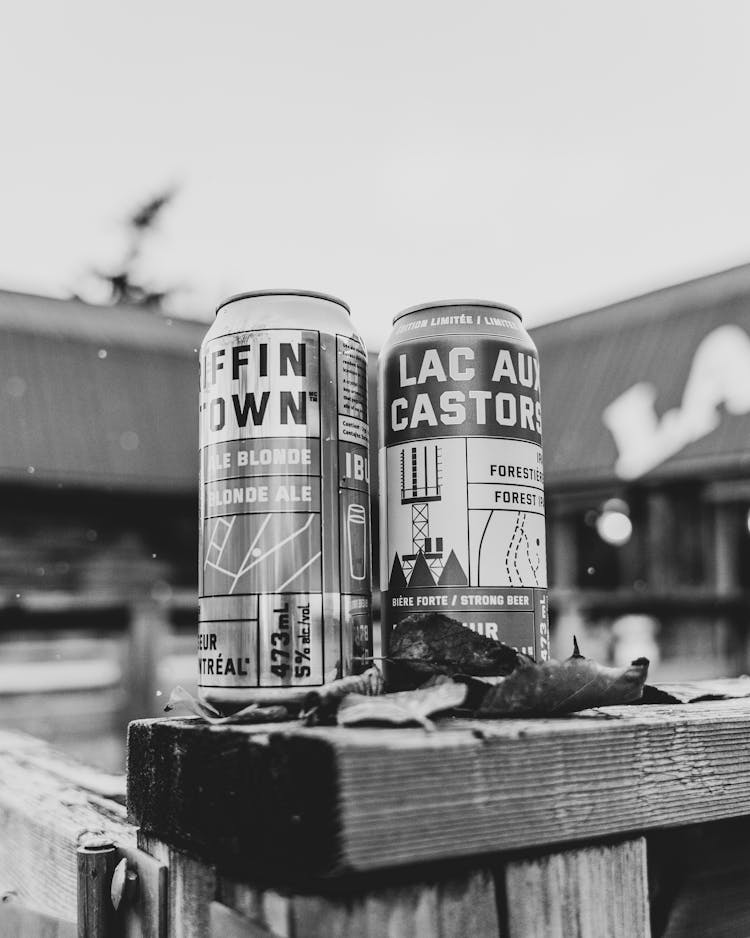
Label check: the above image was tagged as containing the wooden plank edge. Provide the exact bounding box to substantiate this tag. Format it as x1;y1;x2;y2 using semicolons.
0;730;134;923
128;702;750;876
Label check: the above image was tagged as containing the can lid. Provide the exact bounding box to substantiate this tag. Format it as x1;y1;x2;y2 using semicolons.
393;299;522;324
216;290;350;316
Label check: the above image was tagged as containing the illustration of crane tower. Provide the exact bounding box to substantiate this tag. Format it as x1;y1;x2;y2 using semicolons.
400;443;444;579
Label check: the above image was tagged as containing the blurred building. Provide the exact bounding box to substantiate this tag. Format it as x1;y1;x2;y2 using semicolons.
535;263;750;678
0;291;205;766
0;290;203;600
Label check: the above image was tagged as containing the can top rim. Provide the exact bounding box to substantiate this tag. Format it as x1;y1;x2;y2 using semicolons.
393;299;522;324
216;290;350;316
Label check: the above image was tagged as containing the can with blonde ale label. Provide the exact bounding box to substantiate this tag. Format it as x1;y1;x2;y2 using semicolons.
379;300;549;660
199;291;372;708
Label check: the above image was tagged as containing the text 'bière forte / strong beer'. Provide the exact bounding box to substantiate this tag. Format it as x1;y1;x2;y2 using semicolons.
379;300;549;660
199;291;372;708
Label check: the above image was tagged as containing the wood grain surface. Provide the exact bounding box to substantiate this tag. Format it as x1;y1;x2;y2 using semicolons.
141;829;501;938
0;902;77;938
504;838;649;938
285;867;500;938
138;834;217;938
0;730;133;924
129;700;750;877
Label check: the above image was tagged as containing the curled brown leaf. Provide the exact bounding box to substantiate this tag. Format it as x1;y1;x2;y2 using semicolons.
337;680;468;730
303;666;385;724
388;612;520;689
476;650;650;717
164;685;293;725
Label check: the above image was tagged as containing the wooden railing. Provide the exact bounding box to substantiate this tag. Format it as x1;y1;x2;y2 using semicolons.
5;700;750;935
0;730;130;937
0;590;198;744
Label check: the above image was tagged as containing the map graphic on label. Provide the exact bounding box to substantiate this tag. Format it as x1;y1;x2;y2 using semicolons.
385;437;546;590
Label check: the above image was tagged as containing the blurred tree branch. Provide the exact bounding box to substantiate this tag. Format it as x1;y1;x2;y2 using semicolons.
91;188;178;311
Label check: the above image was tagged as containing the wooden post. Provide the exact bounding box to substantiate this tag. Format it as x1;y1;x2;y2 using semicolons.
17;706;750;934
713;502;740;596
284;868;500;938
618;497;644;589
646;490;674;591
503;838;650;938
137;834;217;938
128;703;750;878
124;599;169;725
77;843;117;938
549;508;586;658
711;501;745;674
549;510;578;590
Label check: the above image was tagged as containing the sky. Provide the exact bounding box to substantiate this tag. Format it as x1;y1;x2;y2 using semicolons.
2;1;750;349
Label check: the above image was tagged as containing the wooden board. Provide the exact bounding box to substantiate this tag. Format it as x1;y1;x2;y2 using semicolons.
648;819;750;937
0;902;77;938
285;867;500;938
139;831;501;938
0;730;133;924
138;834;217;938
503;838;649;938
129;699;750;877
218;867;499;938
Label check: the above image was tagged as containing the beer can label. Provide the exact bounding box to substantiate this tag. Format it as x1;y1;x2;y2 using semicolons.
381;333;548;659
199;327;370;689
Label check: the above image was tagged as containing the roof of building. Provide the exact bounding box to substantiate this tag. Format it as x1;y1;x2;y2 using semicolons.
5;264;750;495
533;263;750;489
0;290;207;492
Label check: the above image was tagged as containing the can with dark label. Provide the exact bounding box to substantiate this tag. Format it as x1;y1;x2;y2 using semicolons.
378;300;549;660
199;291;372;708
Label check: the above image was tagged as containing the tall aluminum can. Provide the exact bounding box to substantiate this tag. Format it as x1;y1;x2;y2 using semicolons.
379;300;549;660
199;291;372;709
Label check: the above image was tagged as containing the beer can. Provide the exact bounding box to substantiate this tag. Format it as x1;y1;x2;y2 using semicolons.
378;300;549;660
199;290;372;709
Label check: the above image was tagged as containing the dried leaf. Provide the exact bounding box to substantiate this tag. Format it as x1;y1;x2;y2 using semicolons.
388;612;520;689
642;675;750;704
302;666;385;725
164;685;223;718
303;666;384;708
419;673;458;688
477;645;649;717
455;672;512;711
164;685;293;725
337;680;467;730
